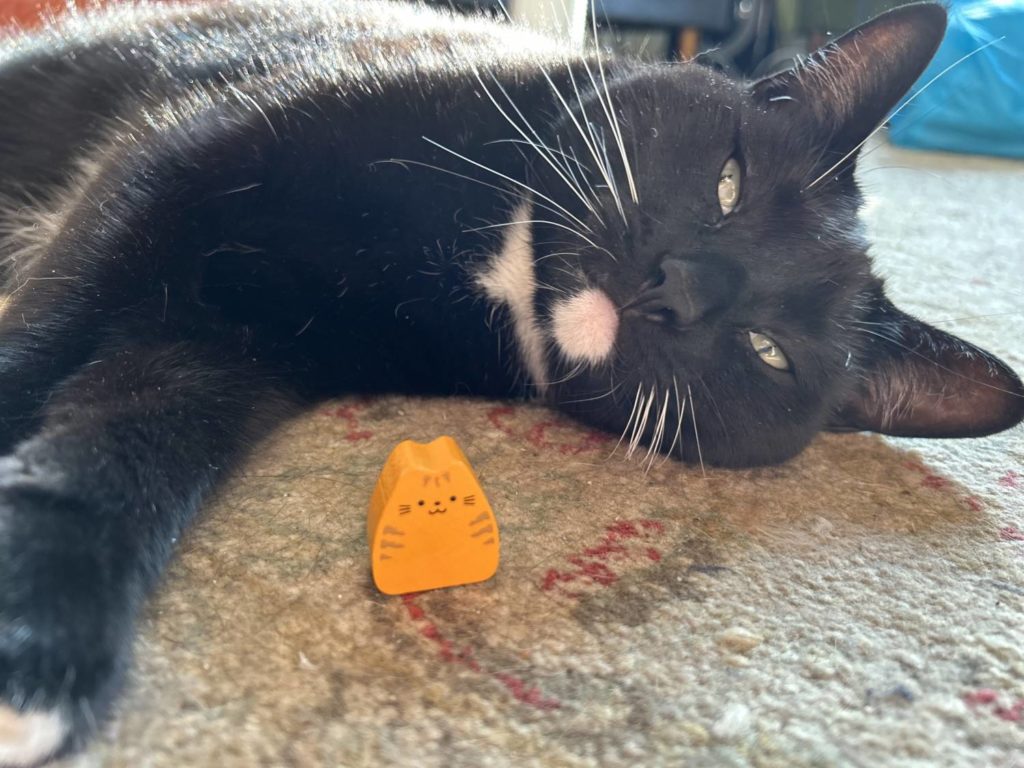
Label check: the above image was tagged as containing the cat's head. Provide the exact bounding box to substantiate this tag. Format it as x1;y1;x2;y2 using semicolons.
501;2;1023;467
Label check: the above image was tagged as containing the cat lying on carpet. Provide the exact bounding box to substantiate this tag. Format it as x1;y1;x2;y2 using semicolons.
0;0;1020;762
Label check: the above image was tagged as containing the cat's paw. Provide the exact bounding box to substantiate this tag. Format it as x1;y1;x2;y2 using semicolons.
0;466;134;765
0;706;68;767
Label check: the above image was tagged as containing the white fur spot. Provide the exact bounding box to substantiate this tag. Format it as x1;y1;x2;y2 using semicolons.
0;705;68;766
475;202;548;391
551;288;619;365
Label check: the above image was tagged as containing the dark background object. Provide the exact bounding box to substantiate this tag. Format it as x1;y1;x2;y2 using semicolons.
425;0;914;76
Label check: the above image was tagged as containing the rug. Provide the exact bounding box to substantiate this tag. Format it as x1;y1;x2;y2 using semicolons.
54;138;1024;767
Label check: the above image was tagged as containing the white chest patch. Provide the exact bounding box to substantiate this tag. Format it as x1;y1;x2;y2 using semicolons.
474;202;549;392
550;287;619;365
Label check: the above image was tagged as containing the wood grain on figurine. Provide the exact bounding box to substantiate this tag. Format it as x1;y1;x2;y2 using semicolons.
367;436;500;594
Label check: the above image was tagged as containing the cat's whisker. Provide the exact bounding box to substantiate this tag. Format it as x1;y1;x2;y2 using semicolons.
472;69;605;223
488;136;600;209
592;124;620;208
804;37;1004;192
627;385;656;460
561;381;623;405
853;325;1024;399
610;381;644;457
660;375;686;466
698;376;728;433
541;66;625;221
462;219;615;261
929;312;1024;326
536;360;586;388
421;137;593;234
687;383;706;478
371;158;584;234
643;387;670;474
561;139;603;212
582;11;639;206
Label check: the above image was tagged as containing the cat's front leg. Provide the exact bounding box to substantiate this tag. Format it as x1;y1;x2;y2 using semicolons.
0;326;295;765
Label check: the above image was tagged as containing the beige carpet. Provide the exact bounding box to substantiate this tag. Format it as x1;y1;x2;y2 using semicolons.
56;138;1024;767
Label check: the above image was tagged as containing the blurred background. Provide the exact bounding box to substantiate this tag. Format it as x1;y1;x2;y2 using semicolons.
2;0;1021;158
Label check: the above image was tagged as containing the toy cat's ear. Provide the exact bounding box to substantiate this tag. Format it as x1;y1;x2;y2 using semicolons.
831;295;1024;437
751;3;947;154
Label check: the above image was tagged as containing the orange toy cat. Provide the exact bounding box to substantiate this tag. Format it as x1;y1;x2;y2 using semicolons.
367;436;500;594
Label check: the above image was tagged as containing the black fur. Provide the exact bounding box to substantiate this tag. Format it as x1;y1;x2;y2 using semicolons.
0;0;1020;761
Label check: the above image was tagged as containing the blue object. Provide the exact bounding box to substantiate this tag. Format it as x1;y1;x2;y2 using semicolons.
889;0;1024;159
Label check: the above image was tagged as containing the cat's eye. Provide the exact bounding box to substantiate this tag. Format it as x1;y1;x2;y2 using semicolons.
749;331;790;371
450;495;456;501
718;157;742;215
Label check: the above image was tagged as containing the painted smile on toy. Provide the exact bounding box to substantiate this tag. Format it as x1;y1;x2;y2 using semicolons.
428;507;447;515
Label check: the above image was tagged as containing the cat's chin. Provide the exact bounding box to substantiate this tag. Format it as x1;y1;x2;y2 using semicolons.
0;705;68;767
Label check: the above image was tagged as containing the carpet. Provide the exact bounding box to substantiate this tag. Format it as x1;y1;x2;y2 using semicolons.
54;138;1024;767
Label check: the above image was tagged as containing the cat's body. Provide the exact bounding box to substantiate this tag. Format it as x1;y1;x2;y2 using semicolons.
0;1;1021;763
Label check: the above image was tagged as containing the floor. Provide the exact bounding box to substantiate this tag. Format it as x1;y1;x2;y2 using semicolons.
57;138;1024;767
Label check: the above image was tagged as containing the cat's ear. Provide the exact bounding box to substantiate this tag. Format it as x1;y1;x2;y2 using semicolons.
832;295;1024;437
751;3;947;154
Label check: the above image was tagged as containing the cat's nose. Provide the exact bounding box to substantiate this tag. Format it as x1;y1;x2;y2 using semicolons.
624;259;739;328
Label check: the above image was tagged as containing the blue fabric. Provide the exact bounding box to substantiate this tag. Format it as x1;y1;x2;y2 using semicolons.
889;0;1024;159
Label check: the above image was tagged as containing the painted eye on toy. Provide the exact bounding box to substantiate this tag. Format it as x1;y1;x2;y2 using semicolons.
719;157;742;215
749;331;790;371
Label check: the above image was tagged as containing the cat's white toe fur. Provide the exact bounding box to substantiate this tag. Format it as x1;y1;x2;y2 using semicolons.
551;288;619;365
0;705;68;766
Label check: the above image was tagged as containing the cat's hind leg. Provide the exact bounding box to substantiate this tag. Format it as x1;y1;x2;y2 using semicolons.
0;320;298;764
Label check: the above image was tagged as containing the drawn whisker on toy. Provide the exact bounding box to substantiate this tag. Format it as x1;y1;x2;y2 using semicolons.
421;136;593;234
804;37;1003;192
473;69;605;223
688;383;706;477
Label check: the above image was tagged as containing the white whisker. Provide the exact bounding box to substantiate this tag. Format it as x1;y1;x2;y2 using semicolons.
372;158;584;233
628;385;656;459
643;387;670;473
611;381;644;457
473;69;604;224
462;219;616;261
561;381;623;405
583;11;638;206
422;136;592;233
805;36;1004;191
661;375;686;465
687;383;706;477
541;67;625;221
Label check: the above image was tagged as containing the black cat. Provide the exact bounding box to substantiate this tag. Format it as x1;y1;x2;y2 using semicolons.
0;0;1020;762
